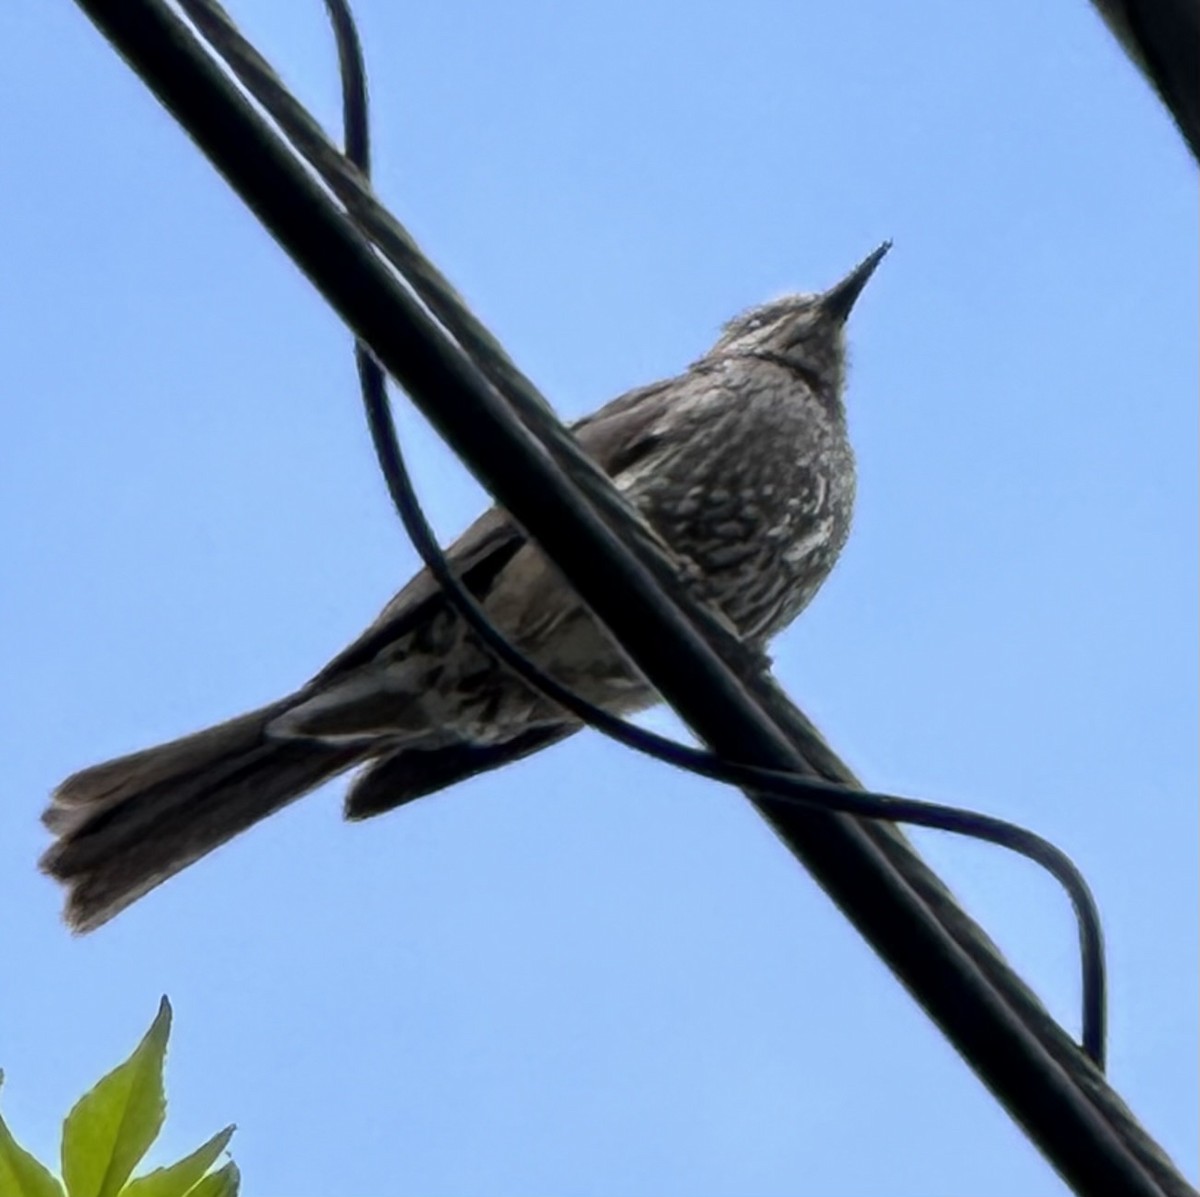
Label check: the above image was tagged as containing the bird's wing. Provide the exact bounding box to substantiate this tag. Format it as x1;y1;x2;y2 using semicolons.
309;504;522;685
310;378;679;688
568;377;676;476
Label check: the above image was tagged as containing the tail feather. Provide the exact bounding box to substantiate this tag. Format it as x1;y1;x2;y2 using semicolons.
43;705;578;931
344;723;575;821
41;699;366;932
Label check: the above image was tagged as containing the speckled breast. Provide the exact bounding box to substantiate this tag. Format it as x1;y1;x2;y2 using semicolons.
629;387;856;644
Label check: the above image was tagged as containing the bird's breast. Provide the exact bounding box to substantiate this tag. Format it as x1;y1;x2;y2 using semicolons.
626;398;855;642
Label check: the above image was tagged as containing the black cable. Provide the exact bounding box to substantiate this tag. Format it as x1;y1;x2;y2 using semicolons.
318;0;1106;1069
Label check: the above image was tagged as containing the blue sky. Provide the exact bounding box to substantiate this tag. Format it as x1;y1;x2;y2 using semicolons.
2;2;1195;1194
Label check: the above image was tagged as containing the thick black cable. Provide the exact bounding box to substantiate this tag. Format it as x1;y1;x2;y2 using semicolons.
81;2;1193;1188
188;0;1110;1064
317;0;1106;1067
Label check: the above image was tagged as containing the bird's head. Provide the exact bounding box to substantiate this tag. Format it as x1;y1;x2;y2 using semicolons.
707;241;891;396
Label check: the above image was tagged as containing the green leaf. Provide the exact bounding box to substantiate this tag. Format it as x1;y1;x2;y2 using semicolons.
0;1072;66;1197
61;999;172;1197
119;1126;234;1197
179;1162;238;1197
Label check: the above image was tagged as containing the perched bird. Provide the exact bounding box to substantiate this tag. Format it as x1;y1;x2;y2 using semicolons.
42;243;889;931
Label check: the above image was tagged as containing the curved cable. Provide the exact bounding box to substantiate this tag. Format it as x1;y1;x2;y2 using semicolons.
320;0;1106;1070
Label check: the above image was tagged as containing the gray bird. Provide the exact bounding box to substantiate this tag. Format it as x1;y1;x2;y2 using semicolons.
41;243;888;931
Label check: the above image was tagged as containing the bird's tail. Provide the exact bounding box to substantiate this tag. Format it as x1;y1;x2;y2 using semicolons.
40;697;366;933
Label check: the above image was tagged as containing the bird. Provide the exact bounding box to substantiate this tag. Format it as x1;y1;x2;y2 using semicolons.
41;242;889;932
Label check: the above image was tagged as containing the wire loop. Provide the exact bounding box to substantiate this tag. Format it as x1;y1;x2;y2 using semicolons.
307;0;1108;1069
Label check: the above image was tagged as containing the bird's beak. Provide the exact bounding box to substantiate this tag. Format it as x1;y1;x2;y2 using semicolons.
821;241;892;324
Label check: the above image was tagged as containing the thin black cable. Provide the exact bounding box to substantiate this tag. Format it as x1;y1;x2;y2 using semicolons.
318;0;1106;1069
184;0;1109;1065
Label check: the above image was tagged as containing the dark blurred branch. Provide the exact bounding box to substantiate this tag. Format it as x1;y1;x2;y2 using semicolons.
68;2;1195;1194
1090;0;1200;161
